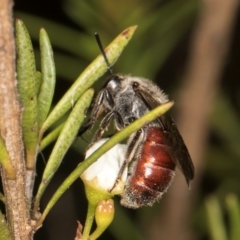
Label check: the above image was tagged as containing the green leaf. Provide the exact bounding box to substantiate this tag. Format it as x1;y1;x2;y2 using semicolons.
0;137;15;180
205;195;228;240
15;19;38;169
225;194;240;240
35;71;42;96
38;28;56;130
40;122;65;151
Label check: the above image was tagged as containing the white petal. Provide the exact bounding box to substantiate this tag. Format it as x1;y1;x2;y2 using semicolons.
81;139;127;192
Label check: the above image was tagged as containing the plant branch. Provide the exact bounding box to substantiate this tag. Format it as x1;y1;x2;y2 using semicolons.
0;0;32;239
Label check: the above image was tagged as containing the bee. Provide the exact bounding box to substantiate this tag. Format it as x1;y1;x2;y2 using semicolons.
81;33;194;208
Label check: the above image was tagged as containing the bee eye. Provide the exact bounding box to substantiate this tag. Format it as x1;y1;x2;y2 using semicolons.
132;82;139;89
103;75;121;88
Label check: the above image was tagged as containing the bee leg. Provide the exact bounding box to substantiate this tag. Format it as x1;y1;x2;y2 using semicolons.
109;128;145;192
90;111;115;145
79;88;115;136
78;89;106;136
90;110;123;147
78;121;93;136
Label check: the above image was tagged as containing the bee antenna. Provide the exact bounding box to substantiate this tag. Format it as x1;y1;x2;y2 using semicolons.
95;32;113;76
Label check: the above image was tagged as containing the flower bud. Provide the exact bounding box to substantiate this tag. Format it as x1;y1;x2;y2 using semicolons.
89;199;115;240
95;199;115;229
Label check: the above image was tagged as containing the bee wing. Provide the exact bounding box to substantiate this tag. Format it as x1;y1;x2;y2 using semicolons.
160;115;194;186
136;88;194;186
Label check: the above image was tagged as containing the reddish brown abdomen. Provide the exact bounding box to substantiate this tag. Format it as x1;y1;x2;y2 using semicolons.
121;127;176;208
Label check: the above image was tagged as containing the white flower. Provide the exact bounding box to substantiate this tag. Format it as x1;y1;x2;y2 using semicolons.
81;139;127;195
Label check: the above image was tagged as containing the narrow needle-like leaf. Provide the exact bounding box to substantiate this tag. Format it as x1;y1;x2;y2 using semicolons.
33;89;94;215
16;19;38;170
205;196;228;240
39;122;65;151
225;194;240;240
38;28;56;130
35;71;42;96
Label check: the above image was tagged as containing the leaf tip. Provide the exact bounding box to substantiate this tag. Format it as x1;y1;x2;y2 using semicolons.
121;25;138;39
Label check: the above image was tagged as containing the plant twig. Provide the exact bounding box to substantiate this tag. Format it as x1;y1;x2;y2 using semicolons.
0;0;32;239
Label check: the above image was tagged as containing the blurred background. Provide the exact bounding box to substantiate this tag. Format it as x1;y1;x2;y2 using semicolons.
13;0;240;239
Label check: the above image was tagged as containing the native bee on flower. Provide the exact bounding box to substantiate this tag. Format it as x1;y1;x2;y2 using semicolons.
80;34;194;208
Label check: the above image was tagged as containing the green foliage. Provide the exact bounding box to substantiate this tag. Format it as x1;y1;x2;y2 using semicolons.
205;194;240;240
33;89;94;215
0;211;11;240
0;136;15;179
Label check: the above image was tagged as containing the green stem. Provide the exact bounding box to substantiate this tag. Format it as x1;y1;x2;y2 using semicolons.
90;229;104;240
82;202;96;240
